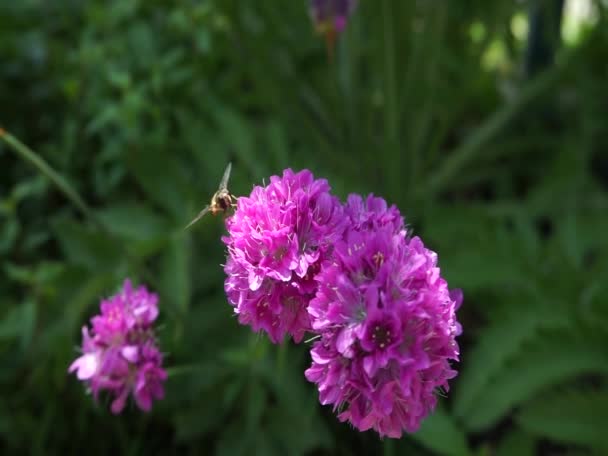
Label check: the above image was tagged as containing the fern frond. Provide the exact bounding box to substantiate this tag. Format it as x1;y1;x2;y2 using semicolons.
411;406;471;456
453;304;569;419
461;329;608;432
516;389;608;451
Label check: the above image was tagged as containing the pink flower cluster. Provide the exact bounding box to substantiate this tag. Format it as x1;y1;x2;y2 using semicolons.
223;170;462;438
306;196;462;437
69;280;166;414
223;169;346;343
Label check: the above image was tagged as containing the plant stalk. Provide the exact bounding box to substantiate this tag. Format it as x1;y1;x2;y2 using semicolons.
0;128;96;222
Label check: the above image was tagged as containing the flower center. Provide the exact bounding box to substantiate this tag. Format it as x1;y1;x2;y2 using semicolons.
371;324;393;349
273;245;287;260
256;301;269;317
107;308;123;325
372;251;384;267
303;262;321;281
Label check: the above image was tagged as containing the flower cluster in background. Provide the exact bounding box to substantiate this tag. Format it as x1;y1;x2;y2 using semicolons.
309;0;358;35
223;169;462;437
69;280;166;414
309;0;359;56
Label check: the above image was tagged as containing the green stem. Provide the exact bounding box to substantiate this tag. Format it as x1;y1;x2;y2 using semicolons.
166;364;209;378
383;438;395;456
416;51;569;200
0;129;96;223
382;0;400;195
276;339;287;380
383;0;398;144
0;128;159;290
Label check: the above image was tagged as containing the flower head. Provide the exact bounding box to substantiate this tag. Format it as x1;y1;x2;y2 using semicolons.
223;169;346;343
344;193;404;234
69;280;166;414
309;0;358;34
306;195;462;438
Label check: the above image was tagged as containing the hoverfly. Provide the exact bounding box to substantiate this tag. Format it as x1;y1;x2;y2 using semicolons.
185;162;235;229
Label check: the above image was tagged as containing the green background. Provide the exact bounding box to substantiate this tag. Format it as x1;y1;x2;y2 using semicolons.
1;1;607;454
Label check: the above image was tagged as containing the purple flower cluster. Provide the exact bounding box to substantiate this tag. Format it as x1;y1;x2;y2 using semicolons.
306;196;462;437
309;0;358;34
69;280;166;414
223;169;346;343
223;170;462;437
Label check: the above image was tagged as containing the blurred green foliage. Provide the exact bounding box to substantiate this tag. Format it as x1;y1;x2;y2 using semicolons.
1;0;608;455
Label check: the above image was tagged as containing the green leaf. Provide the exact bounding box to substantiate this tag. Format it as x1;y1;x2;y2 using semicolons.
214;108;267;179
257;348;332;455
494;430;536;456
411;406;471;456
41;272;116;385
0;217;19;254
421;204;529;291
3;262;33;284
216;421;253;456
61;273;117;331
96;203;169;241
86;104;120;134
454;305;568;419
3;261;63;289
19;299;36;351
126;147;192;220
419;53;569;199
0;299;36;350
245;381;266;436
51;218;124;271
265;121;289;170
516;390;608;451
174;397;228;442
159;235;191;315
462;331;608;431
439;250;524;291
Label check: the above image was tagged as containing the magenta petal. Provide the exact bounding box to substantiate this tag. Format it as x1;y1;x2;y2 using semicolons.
362;355;376;377
135;391;152;412
336;326;356;356
311;347;332;365
121;345;139;363
110;390;129;415
248;269;264;291
69;353;99;380
450;288;463;310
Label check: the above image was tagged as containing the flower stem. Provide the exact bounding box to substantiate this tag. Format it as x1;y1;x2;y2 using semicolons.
165;364;208;378
0;128;96;223
416;35;579;200
276;339;287;380
382;0;400;196
382;0;397;144
383;438;395;456
0;128;158;288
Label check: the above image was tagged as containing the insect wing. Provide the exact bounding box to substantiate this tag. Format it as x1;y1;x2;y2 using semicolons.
218;162;232;191
184;205;211;230
184;162;232;230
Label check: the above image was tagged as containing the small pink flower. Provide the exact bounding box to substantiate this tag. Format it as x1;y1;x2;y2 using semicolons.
69;280;166;414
